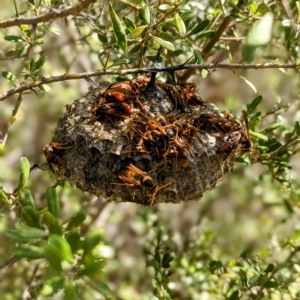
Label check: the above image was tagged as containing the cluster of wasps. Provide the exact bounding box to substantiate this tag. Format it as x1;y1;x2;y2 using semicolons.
44;48;254;205
85;71;253;205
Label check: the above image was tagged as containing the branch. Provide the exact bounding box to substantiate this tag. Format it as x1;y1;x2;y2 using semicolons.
0;62;299;101
0;0;97;28
179;0;244;81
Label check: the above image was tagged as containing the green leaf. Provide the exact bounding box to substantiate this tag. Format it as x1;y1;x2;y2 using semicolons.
250;130;268;141
43;242;62;270
187;19;209;36
246;95;262;114
66;211;86;230
43;211;63;235
15;223;47;239
195;30;215;40
32;55;46;72
4;35;25;42
97;33;108;43
43;24;60;35
194;49;203;64
228;290;239;300
128;25;148;38
0;189;10;205
179;10;196;22
83;229;103;253
17;157;30;192
15;244;44;259
141;1;150;25
264;280;279;288
175;13;186;37
48;234;73;263
109;4;127;52
240;76;257;93
46;187;60;217
263;263;275;273
63;283;78;300
22;206;40;228
2;71;18;83
263;123;281;133
18;188;36;210
151;36;175;51
123;16;136;32
159;31;175;42
38;84;51;92
20;25;31;39
158;4;172;11
66;230;81;253
5;229;31;242
78;260;106;279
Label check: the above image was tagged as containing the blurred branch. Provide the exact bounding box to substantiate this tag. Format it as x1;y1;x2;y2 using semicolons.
0;93;23;146
0;255;19;270
0;0;97;28
179;0;244;82
0;62;299;101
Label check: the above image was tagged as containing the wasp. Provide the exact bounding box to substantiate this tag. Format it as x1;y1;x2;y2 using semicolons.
117;164;171;206
44;142;73;175
118;163;156;191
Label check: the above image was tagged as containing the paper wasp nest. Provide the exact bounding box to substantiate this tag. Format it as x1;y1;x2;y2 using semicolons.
44;75;250;206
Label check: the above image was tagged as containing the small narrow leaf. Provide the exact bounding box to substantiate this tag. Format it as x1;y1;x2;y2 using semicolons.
4;35;25;42
46;187;60;218
128;25;148;38
15;223;47;239
0;189;10;205
240;76;257;93
141;1;151;25
175;13;186;37
152;36;175;51
187;19;209;36
22;206;40;228
18;189;34;211
2;71;18;83
15;244;44;259
17;157;30;192
246;95;262;114
48;234;73;263
123;16;136;32
109;4;127;52
66;211;86;230
32;55;46;72
250;130;268;141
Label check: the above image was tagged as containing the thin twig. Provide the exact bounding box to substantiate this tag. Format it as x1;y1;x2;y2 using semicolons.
0;0;97;28
0;62;299;101
0;93;23;146
0;255;19;270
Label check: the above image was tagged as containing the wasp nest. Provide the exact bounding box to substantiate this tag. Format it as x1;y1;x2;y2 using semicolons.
44;75;250;206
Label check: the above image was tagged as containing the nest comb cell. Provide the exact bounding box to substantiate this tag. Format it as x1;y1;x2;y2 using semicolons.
44;65;251;206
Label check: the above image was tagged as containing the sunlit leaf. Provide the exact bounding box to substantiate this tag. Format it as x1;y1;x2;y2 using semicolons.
128;25;148;38
141;1;150;25
175;13;186;37
151;36;175;51
109;4;127;52
240;76;257;93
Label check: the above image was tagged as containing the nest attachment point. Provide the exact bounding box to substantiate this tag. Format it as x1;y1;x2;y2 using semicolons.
44;75;250;206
